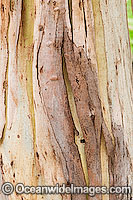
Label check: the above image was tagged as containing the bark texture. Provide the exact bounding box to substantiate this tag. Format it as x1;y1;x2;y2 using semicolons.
0;0;132;200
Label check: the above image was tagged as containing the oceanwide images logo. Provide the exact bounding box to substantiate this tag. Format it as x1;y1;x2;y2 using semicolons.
0;182;132;196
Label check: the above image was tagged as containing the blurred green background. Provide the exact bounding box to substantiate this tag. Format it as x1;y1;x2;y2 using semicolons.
127;0;133;58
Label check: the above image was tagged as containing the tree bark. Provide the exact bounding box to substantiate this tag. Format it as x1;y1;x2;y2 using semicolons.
0;0;132;200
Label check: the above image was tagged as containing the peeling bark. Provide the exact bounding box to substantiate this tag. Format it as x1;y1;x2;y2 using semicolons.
0;0;132;200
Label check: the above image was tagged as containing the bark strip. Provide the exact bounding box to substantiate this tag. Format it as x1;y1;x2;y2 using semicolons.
62;44;89;187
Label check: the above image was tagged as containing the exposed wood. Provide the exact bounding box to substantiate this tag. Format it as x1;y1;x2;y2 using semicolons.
0;0;132;200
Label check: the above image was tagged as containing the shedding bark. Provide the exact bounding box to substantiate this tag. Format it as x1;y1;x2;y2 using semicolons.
0;0;132;200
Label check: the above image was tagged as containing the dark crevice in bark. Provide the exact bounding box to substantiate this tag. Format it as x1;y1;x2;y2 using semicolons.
10;0;14;12
0;154;4;175
68;0;73;43
0;12;10;144
36;30;45;87
61;31;89;191
35;30;49;112
82;0;87;38
61;35;76;135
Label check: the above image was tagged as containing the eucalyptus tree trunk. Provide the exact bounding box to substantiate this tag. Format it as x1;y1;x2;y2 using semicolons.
0;0;132;200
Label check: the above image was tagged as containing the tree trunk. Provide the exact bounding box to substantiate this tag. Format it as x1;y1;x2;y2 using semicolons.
0;0;132;200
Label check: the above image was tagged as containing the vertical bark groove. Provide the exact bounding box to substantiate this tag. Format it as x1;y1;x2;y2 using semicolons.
68;0;73;42
91;1;115;199
62;43;89;188
82;0;87;38
0;9;10;144
0;1;132;200
20;0;38;189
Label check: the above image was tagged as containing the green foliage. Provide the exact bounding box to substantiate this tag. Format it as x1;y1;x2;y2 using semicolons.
127;0;133;55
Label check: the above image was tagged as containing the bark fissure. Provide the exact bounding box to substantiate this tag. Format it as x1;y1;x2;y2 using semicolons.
68;0;73;42
61;41;89;187
0;1;132;199
36;29;45;88
0;154;3;173
10;0;15;12
82;0;87;38
0;12;10;144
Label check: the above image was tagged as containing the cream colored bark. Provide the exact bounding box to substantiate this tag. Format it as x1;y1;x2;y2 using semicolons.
0;1;132;200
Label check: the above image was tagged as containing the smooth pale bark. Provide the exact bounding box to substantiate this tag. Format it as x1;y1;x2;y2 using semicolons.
0;1;132;200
